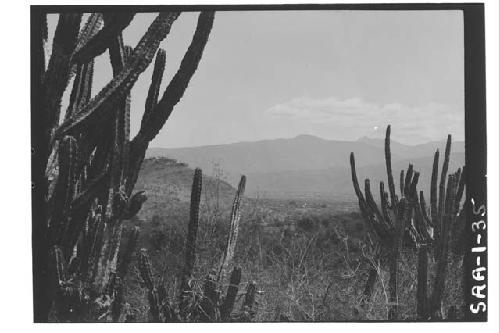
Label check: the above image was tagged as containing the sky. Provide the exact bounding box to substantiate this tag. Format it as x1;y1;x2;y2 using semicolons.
47;10;464;148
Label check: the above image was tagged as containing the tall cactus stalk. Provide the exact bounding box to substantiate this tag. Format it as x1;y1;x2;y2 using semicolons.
179;167;202;316
217;175;246;284
32;10;215;322
220;267;242;320
416;244;429;319
350;125;464;320
138;170;257;322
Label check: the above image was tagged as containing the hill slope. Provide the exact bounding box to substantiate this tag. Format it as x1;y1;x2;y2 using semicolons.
134;157;236;221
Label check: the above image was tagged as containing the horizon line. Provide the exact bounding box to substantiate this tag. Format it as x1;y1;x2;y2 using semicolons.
148;133;464;150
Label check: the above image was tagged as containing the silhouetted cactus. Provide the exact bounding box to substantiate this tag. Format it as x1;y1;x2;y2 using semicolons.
218;175;246;283
414;135;465;320
350;126;420;319
33;10;215;322
350;125;464;320
138;171;257;322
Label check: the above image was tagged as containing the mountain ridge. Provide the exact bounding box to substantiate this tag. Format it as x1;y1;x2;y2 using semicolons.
145;135;465;199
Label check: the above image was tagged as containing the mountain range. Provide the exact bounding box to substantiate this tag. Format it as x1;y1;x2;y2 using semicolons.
146;134;465;200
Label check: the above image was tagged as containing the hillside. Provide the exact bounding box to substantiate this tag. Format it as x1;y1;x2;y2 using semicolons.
133;157;237;221
146;135;465;199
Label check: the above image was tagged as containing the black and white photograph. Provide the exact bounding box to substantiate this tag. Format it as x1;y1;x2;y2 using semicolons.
24;1;496;325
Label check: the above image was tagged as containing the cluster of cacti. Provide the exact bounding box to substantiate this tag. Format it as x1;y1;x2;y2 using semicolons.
33;11;215;322
350;125;464;320
137;170;258;322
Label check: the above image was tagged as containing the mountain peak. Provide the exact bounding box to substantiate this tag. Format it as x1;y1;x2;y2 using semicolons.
357;135;382;142
293;134;324;141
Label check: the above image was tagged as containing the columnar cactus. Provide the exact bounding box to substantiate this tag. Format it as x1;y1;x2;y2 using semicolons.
350;125;464;320
415;136;465;320
138;172;258;322
350;126;422;319
33;10;215;322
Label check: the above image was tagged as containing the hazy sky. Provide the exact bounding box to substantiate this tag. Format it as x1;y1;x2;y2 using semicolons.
48;10;464;148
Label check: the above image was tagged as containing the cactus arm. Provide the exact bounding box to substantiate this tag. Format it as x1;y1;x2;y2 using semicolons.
409;171;420;198
403;164;414;198
55;12;180;138
141;48;167;131
437;135;452;240
380;181;391;223
430;173;457;318
455;167;465;214
71;13;135;65
399;169;405;198
43;14;82;152
350;153;368;211
217;175;246;283
388;197;408;320
379;181;397;240
80;128;112;177
108;34;128;74
109;69;127;217
350;154;375;229
384;125;397;207
121;92;131;181
123;49;166;195
364;179;391;240
350;153;388;243
181;168;203;293
408;172;424;245
107;223;123;276
81;206;102;277
220;267;242;321
66;60;95;121
52;245;68;287
430;150;440;222
34;12;47;88
419;190;433;228
135;11;215;144
138;249;161;322
93;219;114;289
49;136;78;244
41;13;48;42
107;39;133;183
86;33;127;196
364;179;384;224
124;141;148;195
70;167;110;213
74;13;104;56
416;244;429;319
116;226;140;279
87;208;105;282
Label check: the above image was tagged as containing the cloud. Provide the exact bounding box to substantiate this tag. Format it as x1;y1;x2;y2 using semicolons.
267;96;464;144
